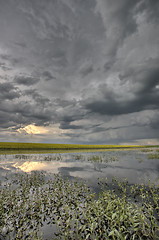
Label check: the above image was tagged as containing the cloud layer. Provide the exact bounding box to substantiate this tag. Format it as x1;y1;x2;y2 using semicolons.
0;0;159;144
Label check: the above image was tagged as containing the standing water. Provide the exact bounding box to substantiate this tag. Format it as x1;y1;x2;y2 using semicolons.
0;148;159;239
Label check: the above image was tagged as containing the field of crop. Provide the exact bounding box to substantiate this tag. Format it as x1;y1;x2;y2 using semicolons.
0;142;156;151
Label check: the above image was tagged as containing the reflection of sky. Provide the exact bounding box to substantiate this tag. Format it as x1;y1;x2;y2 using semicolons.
13;161;87;174
0;151;159;191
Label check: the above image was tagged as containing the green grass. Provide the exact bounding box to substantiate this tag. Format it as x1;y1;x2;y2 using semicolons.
0;142;157;151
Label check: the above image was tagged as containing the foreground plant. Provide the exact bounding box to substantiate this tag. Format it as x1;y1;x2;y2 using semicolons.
0;172;159;239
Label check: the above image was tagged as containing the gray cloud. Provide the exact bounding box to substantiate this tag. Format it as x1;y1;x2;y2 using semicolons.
139;0;159;23
14;75;40;86
95;0;139;69
24;89;51;107
14;41;27;48
42;71;56;81
0;62;12;71
84;82;159;116
80;65;94;77
0;54;22;66
0;0;158;144
0;82;21;100
84;57;159;116
150;114;159;131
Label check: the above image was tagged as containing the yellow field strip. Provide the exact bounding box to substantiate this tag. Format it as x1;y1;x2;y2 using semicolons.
0;142;157;150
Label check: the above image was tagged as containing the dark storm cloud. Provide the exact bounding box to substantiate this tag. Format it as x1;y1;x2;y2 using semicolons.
84;58;159;116
0;110;26;129
96;0;159;72
59;107;86;128
14;75;40;86
84;84;159;116
95;0;140;70
0;82;83;130
60;121;81;130
0;82;20;100
0;54;22;66
24;89;50;106
0;111;15;128
42;71;56;81
0;62;12;71
0;99;53;128
0;0;159;143
15;89;55;125
59;105;86;130
150;113;159;131
80;65;93;77
138;0;159;23
119;58;159;88
0;54;12;61
60;121;103;131
0;84;56;130
14;41;27;48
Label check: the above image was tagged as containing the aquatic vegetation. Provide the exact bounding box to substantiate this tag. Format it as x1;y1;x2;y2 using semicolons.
0;172;91;239
0;172;159;240
15;154;30;159
137;157;144;163
74;154;85;161
148;153;159;159
141;149;153;152
73;154;119;163
13;154;63;162
44;154;62;161
87;154;119;163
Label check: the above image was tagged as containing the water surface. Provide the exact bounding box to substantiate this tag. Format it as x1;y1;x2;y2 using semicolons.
0;148;159;194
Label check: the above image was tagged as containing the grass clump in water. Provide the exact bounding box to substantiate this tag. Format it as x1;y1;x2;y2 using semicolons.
0;172;159;239
148;153;159;159
141;148;153;152
74;154;119;163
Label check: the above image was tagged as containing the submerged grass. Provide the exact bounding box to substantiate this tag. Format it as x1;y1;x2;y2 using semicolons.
141;149;153;152
148;153;159;159
0;172;159;240
73;153;119;163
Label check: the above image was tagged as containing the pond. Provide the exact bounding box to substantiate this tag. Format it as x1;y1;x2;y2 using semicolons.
0;148;159;239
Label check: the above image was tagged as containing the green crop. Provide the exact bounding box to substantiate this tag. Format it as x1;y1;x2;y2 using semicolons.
0;142;144;151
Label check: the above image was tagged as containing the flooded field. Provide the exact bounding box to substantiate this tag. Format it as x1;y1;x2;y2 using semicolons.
1;149;159;191
0;148;159;239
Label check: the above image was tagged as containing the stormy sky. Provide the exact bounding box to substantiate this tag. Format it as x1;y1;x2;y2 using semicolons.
0;0;159;145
